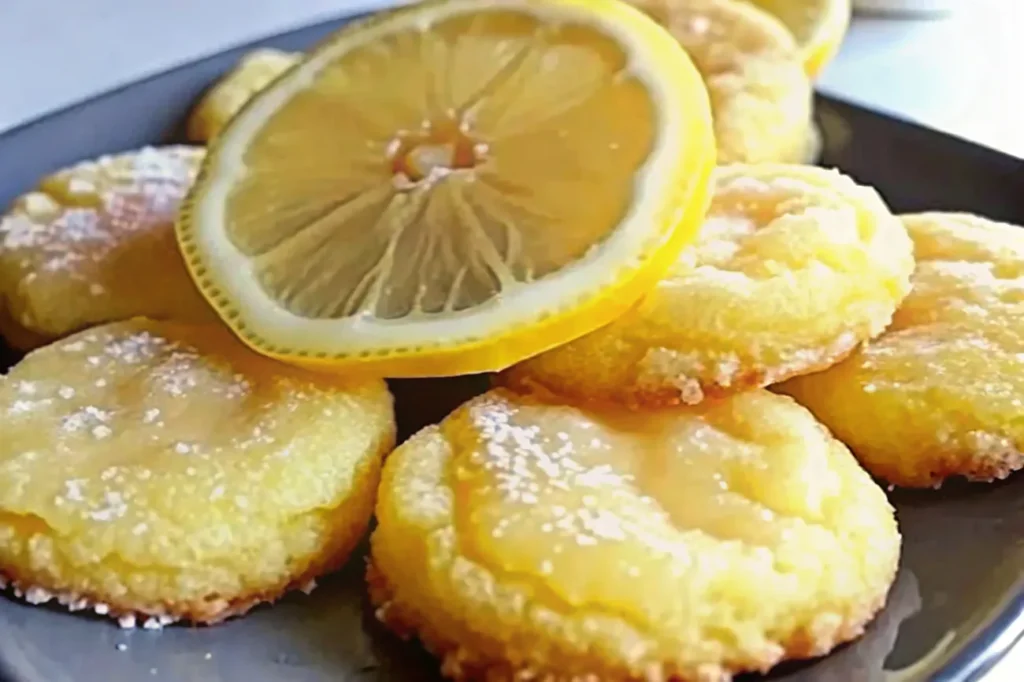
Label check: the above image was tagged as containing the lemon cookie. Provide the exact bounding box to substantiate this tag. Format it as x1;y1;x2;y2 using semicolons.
504;164;914;408
370;387;900;681
628;0;814;163
0;146;213;350
187;49;301;142
0;319;394;625
779;213;1024;487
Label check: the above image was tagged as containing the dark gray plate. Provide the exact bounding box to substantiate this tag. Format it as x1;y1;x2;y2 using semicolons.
1;11;1023;682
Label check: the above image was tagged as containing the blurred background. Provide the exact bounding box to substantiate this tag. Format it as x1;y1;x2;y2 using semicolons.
0;0;1022;158
827;0;1023;158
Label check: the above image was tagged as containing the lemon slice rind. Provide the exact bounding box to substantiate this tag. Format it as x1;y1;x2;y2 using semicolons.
743;0;851;77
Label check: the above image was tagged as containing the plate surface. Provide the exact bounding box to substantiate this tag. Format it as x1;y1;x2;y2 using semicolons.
1;11;1023;682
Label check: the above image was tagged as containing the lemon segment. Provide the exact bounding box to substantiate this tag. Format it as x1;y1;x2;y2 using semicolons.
743;0;851;76
177;0;715;377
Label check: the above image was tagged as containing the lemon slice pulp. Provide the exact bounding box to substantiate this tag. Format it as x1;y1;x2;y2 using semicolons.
178;0;715;377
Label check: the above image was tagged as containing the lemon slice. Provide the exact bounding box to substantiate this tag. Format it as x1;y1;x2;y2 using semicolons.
743;0;851;76
177;0;715;377
187;48;301;142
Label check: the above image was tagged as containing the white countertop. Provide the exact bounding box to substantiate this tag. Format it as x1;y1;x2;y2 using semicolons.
819;0;1024;158
0;0;1021;678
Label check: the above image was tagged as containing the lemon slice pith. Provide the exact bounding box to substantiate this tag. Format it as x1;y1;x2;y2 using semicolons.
177;0;715;377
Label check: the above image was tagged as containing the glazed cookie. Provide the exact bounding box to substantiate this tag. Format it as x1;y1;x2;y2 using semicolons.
627;0;814;163
0;319;395;625
369;387;900;682
0;146;214;350
779;213;1024;488
503;164;914;407
187;49;301;142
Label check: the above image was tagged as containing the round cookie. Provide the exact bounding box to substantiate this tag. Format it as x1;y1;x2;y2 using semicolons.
187;49;301;142
369;387;901;682
0;146;214;350
503;164;914;407
0;319;394;625
627;0;814;163
779;212;1024;488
